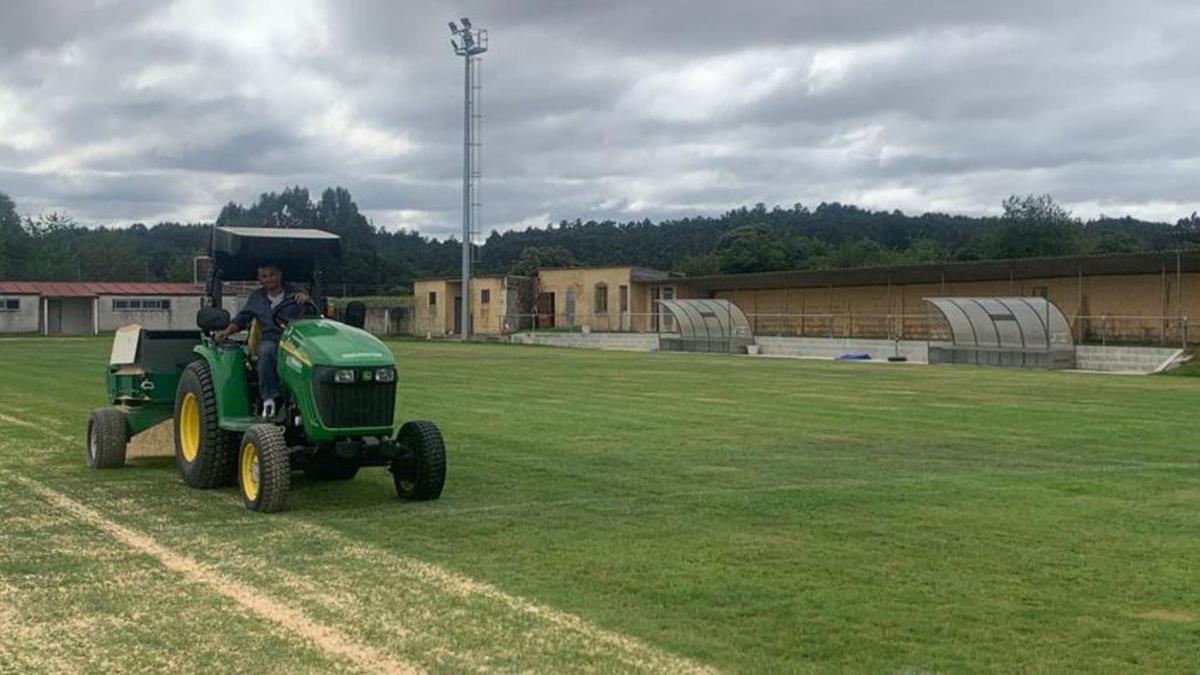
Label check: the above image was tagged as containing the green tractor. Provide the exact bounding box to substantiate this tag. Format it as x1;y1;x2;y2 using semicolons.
86;226;446;512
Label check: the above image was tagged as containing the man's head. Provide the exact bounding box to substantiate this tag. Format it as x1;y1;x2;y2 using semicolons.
256;263;283;293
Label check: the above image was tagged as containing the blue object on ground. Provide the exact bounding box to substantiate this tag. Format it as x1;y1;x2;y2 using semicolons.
835;352;872;361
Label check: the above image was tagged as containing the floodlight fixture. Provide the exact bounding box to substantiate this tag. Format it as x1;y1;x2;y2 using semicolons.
450;38;459;50
460;17;471;29
449;21;459;33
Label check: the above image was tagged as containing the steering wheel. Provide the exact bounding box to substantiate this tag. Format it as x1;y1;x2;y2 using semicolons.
272;296;323;329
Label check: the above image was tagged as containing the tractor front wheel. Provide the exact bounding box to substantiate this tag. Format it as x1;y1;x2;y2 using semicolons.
392;420;446;501
86;407;127;469
239;424;290;513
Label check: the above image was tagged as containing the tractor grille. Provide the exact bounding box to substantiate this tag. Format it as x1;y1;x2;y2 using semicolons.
313;368;396;429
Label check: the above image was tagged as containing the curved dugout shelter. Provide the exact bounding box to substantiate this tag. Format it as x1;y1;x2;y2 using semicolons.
924;297;1075;369
657;298;754;353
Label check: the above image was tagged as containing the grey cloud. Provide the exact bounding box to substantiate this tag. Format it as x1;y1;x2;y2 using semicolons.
1;0;1199;238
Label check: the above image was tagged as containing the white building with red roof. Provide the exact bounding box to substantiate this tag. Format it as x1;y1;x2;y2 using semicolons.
0;282;204;335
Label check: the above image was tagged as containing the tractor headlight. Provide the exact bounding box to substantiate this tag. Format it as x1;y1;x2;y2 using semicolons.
375;368;395;383
334;369;356;384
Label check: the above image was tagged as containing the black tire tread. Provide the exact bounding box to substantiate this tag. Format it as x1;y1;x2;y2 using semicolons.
86;407;127;469
175;360;237;489
241;424;290;513
394;420;446;501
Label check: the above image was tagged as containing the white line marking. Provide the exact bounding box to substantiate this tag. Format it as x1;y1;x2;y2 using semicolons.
294;521;718;675
0;413;73;442
7;473;423;675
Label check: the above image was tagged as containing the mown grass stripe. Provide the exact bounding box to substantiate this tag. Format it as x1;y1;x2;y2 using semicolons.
6;472;424;675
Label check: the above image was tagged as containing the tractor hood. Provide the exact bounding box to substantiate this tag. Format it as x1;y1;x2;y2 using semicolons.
280;320;395;368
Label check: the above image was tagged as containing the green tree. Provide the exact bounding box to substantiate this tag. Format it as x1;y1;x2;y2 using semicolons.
784;235;826;269
715;224;789;273
510;245;578;276
167;255;196;283
0;192;29;278
902;238;949;263
1088;232;1142;254
674;253;721;276
819;238;900;269
982;194;1081;259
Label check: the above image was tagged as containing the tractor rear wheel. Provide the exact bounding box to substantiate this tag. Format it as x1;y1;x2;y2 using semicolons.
392;420;446;501
86;407;127;469
238;424;290;513
303;465;359;481
174;360;236;488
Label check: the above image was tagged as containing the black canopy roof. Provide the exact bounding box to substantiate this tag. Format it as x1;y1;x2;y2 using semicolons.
210;226;341;281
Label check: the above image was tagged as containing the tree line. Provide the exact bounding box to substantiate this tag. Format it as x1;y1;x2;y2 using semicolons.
3;187;1198;293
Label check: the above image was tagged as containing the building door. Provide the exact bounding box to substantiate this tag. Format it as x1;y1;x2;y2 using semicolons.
45;298;92;335
536;292;555;328
564;289;576;327
46;299;61;334
453;296;462;335
650;286;676;332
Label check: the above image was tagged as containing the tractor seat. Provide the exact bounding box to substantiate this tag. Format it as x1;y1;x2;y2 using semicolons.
245;318;262;371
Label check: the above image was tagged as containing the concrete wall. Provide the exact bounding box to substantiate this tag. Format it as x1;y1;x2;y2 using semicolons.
472;276;510;335
98;295;202;332
412;277;527;336
412;280;451;336
510;332;664;351
1074;345;1182;373
754;336;931;362
0;295;40;333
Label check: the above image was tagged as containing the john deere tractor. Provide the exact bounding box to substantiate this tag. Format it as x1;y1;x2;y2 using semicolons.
85;226;446;512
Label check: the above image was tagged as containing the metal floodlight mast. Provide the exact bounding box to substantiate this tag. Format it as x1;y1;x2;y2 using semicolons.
448;16;487;340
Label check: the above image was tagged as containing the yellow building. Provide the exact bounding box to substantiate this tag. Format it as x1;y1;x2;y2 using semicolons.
411;275;531;336
412;252;1200;344
533;266;677;332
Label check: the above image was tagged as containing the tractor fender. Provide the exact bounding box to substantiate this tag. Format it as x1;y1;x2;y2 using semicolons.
190;343;254;424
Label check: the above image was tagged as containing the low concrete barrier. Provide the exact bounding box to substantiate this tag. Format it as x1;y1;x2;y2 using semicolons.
507;332;1185;374
510;333;664;351
1074;345;1183;373
754;337;929;362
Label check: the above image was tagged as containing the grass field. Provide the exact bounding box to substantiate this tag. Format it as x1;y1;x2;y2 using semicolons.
1;338;1198;673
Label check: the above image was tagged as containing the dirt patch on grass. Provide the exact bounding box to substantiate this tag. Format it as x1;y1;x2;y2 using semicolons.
1138;609;1196;623
128;420;175;459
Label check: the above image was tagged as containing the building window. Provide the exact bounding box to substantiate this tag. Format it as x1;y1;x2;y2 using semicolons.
112;298;170;311
0;298;19;312
594;283;608;314
428;291;437;306
481;289;491;305
618;285;628;313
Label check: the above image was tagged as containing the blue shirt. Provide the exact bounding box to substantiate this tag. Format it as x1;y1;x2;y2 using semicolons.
232;284;303;341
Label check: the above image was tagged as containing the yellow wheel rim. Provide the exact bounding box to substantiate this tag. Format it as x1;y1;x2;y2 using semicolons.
179;392;200;462
241;441;260;502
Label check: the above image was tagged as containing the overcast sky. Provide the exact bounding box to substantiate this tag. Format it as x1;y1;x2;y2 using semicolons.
2;0;1199;239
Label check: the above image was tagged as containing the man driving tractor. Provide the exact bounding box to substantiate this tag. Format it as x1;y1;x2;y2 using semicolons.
215;262;309;418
